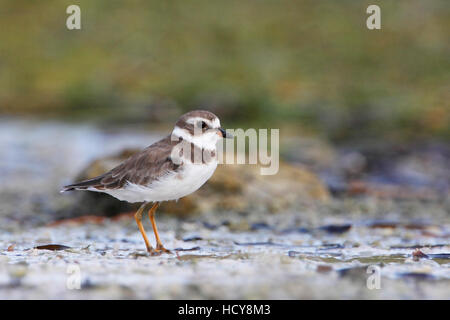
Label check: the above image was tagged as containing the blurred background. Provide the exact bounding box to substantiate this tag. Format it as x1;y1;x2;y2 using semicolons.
1;0;448;140
0;0;448;224
0;0;449;300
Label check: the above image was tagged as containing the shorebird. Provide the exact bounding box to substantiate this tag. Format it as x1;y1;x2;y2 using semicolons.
61;110;232;255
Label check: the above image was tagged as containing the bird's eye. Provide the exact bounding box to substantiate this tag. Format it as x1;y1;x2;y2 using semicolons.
201;121;208;129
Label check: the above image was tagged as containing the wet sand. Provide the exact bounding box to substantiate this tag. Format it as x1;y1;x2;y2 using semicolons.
1;212;449;299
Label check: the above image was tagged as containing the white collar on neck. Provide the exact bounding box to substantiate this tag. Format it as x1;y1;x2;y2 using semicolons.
171;126;219;151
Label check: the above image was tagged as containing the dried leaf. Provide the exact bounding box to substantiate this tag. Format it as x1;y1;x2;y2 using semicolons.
35;244;71;251
368;221;398;229
319;224;352;234
316;265;333;273
399;272;435;280
234;240;283;246
182;236;203;242
174;247;201;251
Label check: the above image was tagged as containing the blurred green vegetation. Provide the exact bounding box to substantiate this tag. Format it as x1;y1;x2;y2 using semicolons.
0;0;448;141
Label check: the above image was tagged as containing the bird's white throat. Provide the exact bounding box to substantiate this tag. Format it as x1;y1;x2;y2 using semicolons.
171;126;220;151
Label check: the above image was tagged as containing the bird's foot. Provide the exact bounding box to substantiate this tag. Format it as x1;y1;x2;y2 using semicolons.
156;244;172;254
145;246;162;256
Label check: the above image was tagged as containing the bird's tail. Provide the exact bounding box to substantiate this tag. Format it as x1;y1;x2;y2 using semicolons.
60;175;104;193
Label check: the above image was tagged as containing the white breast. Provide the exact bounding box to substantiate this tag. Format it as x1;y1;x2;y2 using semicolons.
97;160;218;203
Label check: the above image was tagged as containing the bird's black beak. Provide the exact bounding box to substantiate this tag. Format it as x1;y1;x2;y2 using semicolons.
219;127;233;139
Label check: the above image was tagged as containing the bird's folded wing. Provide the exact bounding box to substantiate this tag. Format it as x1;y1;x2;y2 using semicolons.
62;135;180;192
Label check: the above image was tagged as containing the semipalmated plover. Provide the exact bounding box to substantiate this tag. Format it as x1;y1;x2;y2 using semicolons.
61;110;232;254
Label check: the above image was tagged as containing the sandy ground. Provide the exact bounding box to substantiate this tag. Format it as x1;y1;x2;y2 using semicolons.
1;211;449;299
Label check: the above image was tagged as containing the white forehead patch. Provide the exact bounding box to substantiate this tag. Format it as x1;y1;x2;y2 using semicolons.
186;116;221;128
212;117;221;128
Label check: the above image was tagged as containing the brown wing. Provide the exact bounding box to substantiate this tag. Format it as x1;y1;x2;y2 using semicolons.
62;135;180;192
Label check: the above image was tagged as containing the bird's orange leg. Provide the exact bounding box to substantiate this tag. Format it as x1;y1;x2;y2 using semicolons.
148;202;171;254
134;202;157;255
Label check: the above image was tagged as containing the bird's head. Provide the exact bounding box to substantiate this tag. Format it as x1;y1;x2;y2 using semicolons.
172;110;232;149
